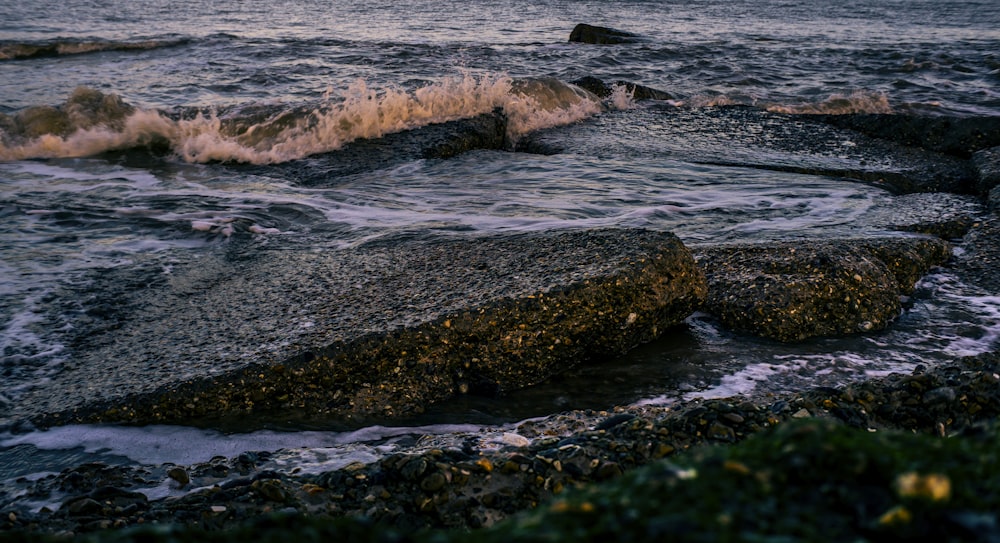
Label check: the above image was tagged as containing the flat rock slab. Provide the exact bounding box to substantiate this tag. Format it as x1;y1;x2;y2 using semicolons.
517;105;977;195
695;236;952;342
12;228;706;428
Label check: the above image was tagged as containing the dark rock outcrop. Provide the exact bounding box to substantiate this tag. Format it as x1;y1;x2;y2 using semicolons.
570;76;673;101
516;104;978;195
812;114;1000;158
259;109;510;185
950;218;1000;293
568;24;641;45
17;228;706;428
695;236;952;342
972;146;1000;196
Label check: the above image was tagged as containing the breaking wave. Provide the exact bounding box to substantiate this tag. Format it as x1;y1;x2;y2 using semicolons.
0;75;604;164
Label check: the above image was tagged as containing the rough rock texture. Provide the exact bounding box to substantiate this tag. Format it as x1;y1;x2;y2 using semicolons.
570;76;673;102
813;114;1000;159
972;146;1000;196
568;24;640;45
14;228;706;428
694;236;952;342
950;218;1000;293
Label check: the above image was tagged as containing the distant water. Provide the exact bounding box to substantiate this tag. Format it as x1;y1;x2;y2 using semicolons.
1;0;1000;482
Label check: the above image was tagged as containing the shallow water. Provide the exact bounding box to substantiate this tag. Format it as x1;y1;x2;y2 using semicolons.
1;0;999;494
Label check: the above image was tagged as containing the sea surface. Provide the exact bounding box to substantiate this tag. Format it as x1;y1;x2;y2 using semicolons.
2;0;1000;490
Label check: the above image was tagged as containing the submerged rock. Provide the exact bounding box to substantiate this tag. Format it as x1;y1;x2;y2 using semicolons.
568;23;641;45
17;228;706;428
695;236;951;342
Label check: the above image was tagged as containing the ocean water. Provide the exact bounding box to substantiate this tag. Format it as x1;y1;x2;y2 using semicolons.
1;0;1000;485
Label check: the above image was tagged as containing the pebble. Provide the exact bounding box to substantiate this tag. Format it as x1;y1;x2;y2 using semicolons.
167;467;190;487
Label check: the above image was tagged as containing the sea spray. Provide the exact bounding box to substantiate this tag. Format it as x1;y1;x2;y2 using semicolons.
0;74;606;164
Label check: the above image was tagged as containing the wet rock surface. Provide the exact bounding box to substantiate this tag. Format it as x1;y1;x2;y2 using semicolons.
517;104;978;195
812;114;1000;159
570;76;674;102
9;228;706;428
973;146;1000;195
2;353;999;539
695;236;953;342
241;109;510;185
949;218;1000;293
568;24;641;45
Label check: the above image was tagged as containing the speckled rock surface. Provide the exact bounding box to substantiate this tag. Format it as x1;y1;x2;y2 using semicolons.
694;236;952;342
12;228;706;428
972;146;1000;196
951;218;1000;293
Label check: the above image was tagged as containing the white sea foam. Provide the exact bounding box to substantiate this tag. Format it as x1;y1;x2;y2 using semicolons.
0;75;603;165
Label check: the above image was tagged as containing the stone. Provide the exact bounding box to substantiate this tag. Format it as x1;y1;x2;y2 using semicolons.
64;497;103;516
167;467;190;487
569;23;641;45
972;146;1000;196
695;237;951;342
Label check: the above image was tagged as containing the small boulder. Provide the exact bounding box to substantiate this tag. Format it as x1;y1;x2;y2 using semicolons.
569;24;641;45
696;237;951;342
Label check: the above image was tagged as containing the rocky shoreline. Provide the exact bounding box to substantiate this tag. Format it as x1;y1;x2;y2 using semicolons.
2;352;999;541
3;60;1000;541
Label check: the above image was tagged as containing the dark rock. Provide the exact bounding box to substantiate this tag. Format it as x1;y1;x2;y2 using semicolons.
569;24;641;45
422;108;508;159
63;497;103;516
167;467;190;487
595;413;636;430
570;76;673;101
695;236;951;342
949;219;1000;293
812;114;1000;158
972;146;1000;196
518;104;977;195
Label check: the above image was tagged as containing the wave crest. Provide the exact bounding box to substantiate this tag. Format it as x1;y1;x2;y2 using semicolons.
0;38;188;60
0;75;604;164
